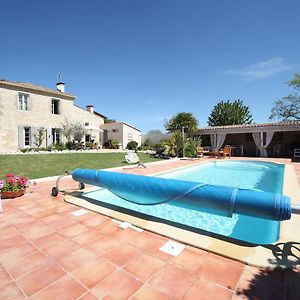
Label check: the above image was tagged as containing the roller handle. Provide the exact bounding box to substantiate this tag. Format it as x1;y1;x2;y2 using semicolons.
291;205;300;215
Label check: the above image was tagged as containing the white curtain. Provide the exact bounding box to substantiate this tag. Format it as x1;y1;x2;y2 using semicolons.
210;133;227;150
252;131;274;157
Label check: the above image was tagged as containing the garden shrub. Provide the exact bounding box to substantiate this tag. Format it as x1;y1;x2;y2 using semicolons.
184;138;201;158
52;143;66;151
138;145;150;151
110;140;119;149
126;141;138;150
85;142;95;149
20;148;30;153
66;141;76;150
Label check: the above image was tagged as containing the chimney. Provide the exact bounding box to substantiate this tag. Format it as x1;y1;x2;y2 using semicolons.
86;105;94;113
56;81;65;93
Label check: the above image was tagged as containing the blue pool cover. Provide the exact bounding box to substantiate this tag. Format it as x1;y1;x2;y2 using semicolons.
72;169;291;221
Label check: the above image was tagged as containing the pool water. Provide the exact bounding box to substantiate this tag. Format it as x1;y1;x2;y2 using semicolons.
160;161;284;193
84;161;284;244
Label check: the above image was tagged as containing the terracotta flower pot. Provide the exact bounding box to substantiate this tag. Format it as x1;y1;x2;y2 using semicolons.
1;190;25;199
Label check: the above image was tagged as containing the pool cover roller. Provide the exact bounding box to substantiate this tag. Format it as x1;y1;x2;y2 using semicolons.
72;169;292;221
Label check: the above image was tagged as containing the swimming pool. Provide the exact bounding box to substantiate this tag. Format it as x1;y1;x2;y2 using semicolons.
83;161;284;244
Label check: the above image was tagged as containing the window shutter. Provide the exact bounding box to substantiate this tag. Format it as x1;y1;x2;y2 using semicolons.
30;127;38;147
16;93;20;110
46;128;52;146
27;95;32;111
18;126;24;149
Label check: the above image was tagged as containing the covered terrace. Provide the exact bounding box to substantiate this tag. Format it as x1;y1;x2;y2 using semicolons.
192;121;300;158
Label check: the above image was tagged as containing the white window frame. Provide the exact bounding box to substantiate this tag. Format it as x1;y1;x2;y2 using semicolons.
18;93;29;111
24;127;31;147
52;128;61;144
128;133;133;141
51;99;60;115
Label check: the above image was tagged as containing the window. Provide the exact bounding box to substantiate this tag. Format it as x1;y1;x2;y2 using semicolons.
103;130;108;142
18;93;29;110
112;129;119;133
52;99;60;114
52;128;61;144
128;133;133;141
85;134;91;143
24;127;31;147
85;122;89;126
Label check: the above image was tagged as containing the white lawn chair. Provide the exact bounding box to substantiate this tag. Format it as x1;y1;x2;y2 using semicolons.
293;148;300;162
124;152;146;168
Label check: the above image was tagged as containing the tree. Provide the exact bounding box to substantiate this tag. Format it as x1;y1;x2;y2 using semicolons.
270;73;300;121
208;99;253;126
287;73;300;89
61;119;74;143
162;130;182;157
147;129;163;134
104;118;116;123
73;122;85;143
33;127;46;147
184;137;201;158
165;112;199;132
269;94;300;121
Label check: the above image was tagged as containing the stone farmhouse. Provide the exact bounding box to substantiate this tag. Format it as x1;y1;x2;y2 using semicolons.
0;79;141;152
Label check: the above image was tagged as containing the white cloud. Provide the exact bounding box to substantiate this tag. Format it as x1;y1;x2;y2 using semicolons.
143;99;158;105
223;57;291;80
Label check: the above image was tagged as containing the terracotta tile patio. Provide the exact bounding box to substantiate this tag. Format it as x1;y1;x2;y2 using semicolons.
0;158;300;299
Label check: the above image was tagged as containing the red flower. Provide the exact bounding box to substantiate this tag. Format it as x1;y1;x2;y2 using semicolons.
4;173;14;178
8;177;15;184
1;174;29;192
18;176;28;186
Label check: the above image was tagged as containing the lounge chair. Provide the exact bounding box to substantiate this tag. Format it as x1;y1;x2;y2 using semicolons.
124;152;146;168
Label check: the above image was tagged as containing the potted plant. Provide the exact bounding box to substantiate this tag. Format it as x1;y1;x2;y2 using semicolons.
0;174;29;199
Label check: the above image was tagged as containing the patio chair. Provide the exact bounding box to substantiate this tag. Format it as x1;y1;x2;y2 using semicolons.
222;146;232;158
208;149;222;158
124;152;146;168
196;146;204;158
292;148;300;162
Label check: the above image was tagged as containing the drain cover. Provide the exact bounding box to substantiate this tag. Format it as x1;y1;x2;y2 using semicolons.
159;240;185;256
71;209;88;216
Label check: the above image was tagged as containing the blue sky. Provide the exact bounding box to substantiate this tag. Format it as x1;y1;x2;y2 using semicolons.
1;0;299;133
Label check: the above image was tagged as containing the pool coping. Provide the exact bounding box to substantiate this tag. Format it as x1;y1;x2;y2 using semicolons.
65;159;300;269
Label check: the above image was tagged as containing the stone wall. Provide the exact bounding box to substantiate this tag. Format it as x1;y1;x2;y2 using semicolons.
0;87;104;152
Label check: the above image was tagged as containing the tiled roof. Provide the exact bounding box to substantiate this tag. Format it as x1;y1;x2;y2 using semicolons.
101;122;141;132
94;110;107;119
0;79;75;99
73;104;107;119
198;121;300;131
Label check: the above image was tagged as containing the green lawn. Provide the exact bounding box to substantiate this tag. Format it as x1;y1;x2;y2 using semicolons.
0;152;160;179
